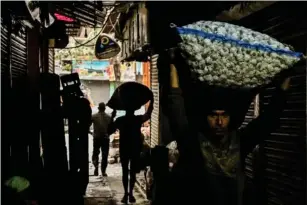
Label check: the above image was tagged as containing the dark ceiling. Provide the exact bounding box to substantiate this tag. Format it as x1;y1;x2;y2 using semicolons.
53;1;117;36
1;1;124;36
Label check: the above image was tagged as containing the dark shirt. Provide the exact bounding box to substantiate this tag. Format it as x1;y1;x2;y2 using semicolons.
114;115;144;155
109;113;151;157
167;87;287;205
92;112;112;139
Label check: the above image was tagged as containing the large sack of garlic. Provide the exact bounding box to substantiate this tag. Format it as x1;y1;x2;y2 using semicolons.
176;21;304;88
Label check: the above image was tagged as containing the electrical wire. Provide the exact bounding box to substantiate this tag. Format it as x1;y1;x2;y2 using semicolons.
72;29;99;46
71;6;122;46
63;27;103;49
61;6;115;49
62;24;104;49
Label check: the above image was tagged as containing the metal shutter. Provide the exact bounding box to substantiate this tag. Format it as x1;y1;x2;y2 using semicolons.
258;69;305;205
150;54;160;147
241;101;256;128
11;26;27;82
1;18;28;116
235;3;307;204
1;17;11;180
1;17;28;86
242;100;256;178
49;48;55;73
257;12;306;205
242;97;265;205
1;16;28;180
260;66;306;205
1;17;10;85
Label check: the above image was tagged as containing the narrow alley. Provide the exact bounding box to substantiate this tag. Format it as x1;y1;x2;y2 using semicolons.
83;135;149;205
84;163;149;205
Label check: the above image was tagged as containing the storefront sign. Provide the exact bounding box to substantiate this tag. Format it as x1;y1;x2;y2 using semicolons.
95;35;121;59
72;60;110;80
120;62;136;82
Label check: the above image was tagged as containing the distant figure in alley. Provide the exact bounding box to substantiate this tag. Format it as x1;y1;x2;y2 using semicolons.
91;102;116;177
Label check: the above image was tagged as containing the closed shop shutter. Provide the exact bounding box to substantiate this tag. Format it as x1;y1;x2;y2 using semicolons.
1;17;28;86
242;101;256;179
235;3;306;204
242;97;265;205
1;17;10;86
49;48;55;73
241;101;256;128
260;66;306;205
1;16;28;180
11;26;27;83
1;17;11;180
150;54;160;147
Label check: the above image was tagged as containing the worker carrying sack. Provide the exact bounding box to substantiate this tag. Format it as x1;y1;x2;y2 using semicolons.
107;82;153;111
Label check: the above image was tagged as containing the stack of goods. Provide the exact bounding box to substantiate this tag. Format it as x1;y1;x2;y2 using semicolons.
176;21;304;88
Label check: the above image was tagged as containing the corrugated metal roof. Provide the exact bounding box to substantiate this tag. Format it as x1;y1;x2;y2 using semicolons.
53;1;123;36
1;1;123;37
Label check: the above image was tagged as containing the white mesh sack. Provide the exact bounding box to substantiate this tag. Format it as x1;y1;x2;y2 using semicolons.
176;21;304;88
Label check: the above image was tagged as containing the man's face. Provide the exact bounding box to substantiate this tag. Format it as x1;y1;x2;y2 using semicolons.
207;110;230;136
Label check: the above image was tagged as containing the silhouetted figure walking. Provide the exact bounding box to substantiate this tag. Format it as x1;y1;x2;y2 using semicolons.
109;98;153;204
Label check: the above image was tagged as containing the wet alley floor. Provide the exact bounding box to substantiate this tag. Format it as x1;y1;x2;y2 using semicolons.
84;161;150;205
